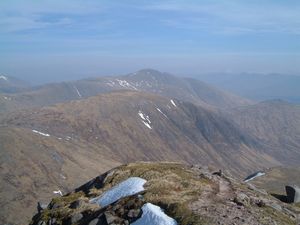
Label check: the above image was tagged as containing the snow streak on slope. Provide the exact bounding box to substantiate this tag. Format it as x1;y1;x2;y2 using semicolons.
138;110;152;129
116;79;137;90
170;99;177;107
32;130;50;137
90;177;146;207
156;108;168;118
73;85;82;98
132;203;177;225
244;171;265;182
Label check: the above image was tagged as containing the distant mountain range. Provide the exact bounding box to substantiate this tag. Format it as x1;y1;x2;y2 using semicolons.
0;74;30;93
1;69;300;225
195;73;300;103
0;69;251;115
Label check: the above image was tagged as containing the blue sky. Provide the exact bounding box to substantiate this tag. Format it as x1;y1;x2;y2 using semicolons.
1;0;300;83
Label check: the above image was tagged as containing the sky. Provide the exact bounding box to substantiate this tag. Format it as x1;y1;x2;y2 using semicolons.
0;0;300;83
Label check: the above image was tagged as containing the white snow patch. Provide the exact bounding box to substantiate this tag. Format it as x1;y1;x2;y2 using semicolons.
53;190;63;196
0;75;8;81
106;80;116;87
132;203;177;225
73;85;82;98
3;96;11;100
156;108;168;118
170;99;177;107
138;111;151;124
32;130;50;137
244;172;265;182
116;79;137;90
90;177;146;207
138;111;152;129
142;120;152;129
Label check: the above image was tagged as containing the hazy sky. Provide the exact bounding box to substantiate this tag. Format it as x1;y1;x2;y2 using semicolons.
1;0;300;83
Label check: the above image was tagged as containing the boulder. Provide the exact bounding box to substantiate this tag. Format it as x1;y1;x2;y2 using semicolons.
285;185;300;203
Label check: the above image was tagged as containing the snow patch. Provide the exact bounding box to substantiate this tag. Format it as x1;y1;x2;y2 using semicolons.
170;99;177;107
156;108;168;118
90;177;146;207
138;110;152;129
116;79;137;90
142;120;152;129
73;85;82;98
3;96;11;100
244;171;265;182
53;190;63;196
32;130;50;137
106;80;116;87
0;75;8;81
132;203;177;225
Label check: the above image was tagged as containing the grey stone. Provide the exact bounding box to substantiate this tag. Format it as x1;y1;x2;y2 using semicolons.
235;193;250;206
127;209;140;218
71;213;83;224
88;218;99;225
104;212;117;224
286;185;300;203
269;203;282;211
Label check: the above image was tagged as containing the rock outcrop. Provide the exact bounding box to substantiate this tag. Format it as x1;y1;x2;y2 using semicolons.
29;162;300;225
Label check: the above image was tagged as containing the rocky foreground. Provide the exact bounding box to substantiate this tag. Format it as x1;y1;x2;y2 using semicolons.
30;162;300;225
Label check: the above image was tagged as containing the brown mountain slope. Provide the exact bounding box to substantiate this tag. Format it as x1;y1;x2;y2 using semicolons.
3;90;278;175
0;126;119;225
228;100;300;166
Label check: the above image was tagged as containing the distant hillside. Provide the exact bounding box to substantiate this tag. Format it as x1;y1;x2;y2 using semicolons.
0;69;252;114
228;100;300;166
3;91;270;174
0;74;30;93
196;73;300;103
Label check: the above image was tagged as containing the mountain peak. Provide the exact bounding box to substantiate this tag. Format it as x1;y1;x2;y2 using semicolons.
135;68;164;75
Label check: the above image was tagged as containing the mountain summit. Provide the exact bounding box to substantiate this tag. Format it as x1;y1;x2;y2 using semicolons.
30;162;300;225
